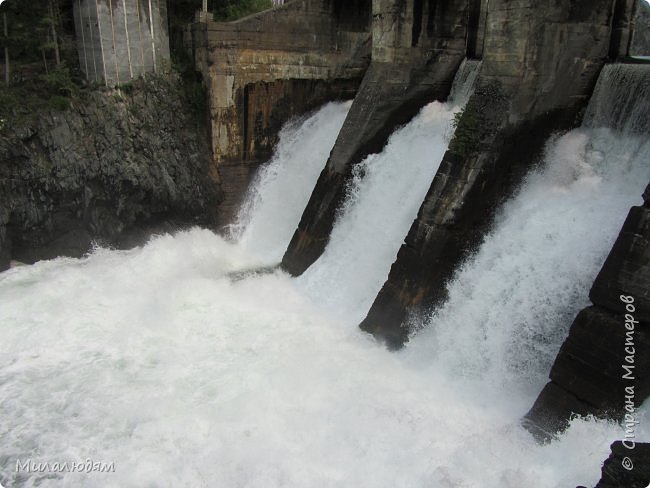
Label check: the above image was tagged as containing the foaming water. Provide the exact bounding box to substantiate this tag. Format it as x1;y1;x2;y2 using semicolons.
1;61;648;487
232;101;351;264
1;229;646;488
297;60;482;325
297;102;458;324
405;128;650;397
405;62;650;397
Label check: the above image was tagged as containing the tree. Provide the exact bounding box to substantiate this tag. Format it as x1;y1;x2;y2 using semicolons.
212;0;273;21
0;0;66;79
3;11;8;85
48;0;61;66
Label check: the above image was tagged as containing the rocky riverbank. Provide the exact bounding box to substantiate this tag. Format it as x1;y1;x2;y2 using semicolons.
0;73;221;270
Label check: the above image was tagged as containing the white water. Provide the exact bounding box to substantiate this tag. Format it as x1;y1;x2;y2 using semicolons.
404;64;650;396
297;60;481;325
1;64;649;487
232;101;351;264
406;128;650;395
2;230;645;488
584;64;650;134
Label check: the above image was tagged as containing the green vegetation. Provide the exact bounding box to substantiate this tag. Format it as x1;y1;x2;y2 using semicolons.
0;0;76;84
181;75;208;117
0;0;212;130
448;81;507;158
168;47;208;120
47;94;69;111
42;62;77;96
0;78;81;131
168;0;274;26
213;0;273;21
0;0;82;122
449;105;481;158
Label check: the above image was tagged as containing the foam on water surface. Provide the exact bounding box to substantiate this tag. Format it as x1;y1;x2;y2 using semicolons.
2;63;649;487
1;229;646;487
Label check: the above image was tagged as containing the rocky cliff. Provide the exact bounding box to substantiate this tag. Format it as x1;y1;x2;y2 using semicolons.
0;74;220;270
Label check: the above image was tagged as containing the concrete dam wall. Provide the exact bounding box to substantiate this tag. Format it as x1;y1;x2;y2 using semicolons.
73;0;170;86
189;0;647;438
186;0;372;223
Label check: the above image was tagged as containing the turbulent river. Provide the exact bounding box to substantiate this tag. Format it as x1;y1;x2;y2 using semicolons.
1;63;649;487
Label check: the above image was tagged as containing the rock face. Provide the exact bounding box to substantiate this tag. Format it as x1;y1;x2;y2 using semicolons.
187;0;371;223
525;183;650;439
0;75;220;271
590;442;650;488
281;0;474;275
358;0;631;348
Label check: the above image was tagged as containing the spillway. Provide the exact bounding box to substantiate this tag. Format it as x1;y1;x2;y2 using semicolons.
0;63;648;488
232;101;352;264
406;63;650;405
297;60;482;325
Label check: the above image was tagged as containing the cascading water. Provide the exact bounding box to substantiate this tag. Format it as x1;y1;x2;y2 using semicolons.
406;63;650;404
0;63;648;488
583;64;650;134
231;101;351;264
296;60;482;325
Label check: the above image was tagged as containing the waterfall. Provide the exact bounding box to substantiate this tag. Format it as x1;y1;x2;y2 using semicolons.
448;59;482;105
583;64;650;134
405;63;650;396
296;59;482;325
232;101;351;264
1;63;649;488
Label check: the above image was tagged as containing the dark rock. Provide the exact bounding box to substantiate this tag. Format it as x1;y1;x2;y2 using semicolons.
523;382;594;442
630;0;650;57
593;442;650;488
590;193;650;323
0;226;11;272
0;74;221;265
549;307;650;412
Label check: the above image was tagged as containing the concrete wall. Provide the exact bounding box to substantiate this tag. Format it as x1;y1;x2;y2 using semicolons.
281;0;473;275
187;0;372;223
74;0;170;86
359;0;633;348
